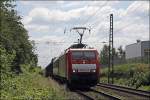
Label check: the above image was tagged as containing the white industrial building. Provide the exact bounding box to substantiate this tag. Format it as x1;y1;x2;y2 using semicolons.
125;40;150;59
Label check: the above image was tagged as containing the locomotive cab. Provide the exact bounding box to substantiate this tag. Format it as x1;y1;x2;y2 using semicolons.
68;49;100;86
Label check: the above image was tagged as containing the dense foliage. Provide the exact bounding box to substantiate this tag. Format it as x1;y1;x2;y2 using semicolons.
0;1;75;99
0;0;49;99
100;45;125;65
100;63;150;91
0;0;38;73
1;68;66;99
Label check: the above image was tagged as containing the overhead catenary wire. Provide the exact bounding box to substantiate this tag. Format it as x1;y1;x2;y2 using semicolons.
64;2;109;42
114;14;148;34
38;1;147;46
62;1;147;45
82;0;147;34
82;2;108;26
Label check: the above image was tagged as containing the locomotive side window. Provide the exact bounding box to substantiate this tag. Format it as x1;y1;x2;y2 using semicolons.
72;51;96;60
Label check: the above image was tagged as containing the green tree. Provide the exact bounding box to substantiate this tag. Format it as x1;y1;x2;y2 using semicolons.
100;45;109;65
0;0;38;73
117;46;125;59
100;45;124;65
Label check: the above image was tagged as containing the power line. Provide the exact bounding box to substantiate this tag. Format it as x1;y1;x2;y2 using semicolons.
114;21;136;34
34;41;110;44
82;2;108;26
75;4;90;25
114;15;148;34
87;0;147;32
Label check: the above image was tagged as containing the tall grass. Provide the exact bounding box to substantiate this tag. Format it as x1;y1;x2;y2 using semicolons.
100;63;150;91
1;69;66;99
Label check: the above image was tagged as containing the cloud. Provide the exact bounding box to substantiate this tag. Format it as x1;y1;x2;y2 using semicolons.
19;1;149;67
126;1;149;17
21;1;123;35
19;1;31;5
20;1;64;6
22;1;120;25
22;7;86;25
30;35;66;43
26;24;50;32
22;16;32;25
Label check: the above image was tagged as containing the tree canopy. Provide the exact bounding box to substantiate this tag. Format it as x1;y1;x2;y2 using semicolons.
0;0;38;73
100;45;125;65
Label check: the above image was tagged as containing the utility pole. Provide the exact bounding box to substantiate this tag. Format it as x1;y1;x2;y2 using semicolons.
108;14;114;84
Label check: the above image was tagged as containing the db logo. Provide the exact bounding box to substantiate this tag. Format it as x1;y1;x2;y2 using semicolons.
83;60;85;64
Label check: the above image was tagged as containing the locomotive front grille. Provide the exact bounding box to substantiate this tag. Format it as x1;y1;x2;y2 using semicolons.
72;64;96;72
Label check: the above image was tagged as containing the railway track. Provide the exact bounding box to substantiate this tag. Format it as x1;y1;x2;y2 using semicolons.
75;88;121;100
50;76;149;99
74;83;150;100
96;83;150;99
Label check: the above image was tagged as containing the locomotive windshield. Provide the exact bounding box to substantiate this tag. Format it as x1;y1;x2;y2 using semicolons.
72;51;96;60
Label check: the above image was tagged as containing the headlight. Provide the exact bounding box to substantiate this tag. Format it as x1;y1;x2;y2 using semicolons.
73;69;76;72
91;69;96;72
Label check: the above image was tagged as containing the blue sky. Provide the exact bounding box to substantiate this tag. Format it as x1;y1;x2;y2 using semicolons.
14;0;149;68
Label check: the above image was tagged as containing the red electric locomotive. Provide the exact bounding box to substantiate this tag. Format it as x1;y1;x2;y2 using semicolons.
46;27;100;87
52;47;100;87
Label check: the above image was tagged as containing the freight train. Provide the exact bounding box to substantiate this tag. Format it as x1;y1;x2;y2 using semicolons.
45;44;100;87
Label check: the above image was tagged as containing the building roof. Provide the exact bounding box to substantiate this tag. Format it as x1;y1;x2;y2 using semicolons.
126;40;150;48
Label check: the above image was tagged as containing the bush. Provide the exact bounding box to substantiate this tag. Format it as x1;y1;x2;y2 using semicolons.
100;63;150;90
1;72;65;99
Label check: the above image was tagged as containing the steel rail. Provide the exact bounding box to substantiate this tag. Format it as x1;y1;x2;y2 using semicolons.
89;88;121;100
75;89;121;100
98;83;150;98
75;90;95;100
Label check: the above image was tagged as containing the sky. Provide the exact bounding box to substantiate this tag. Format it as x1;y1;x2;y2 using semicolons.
14;0;149;68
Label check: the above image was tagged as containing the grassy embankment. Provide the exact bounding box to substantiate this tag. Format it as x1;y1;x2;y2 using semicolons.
100;63;150;91
1;65;84;99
